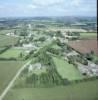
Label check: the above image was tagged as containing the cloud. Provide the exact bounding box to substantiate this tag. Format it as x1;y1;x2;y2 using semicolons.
71;0;81;7
32;0;63;6
0;0;97;17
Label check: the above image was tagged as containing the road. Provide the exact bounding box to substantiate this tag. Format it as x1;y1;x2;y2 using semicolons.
0;60;32;100
0;39;54;100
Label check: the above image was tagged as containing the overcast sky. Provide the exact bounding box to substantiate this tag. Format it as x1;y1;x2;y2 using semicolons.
0;0;97;17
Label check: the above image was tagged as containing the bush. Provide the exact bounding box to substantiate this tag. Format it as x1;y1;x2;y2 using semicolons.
0;46;11;54
0;57;17;61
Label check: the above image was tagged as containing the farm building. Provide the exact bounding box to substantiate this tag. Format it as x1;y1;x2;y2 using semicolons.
23;43;33;48
28;63;42;72
66;51;79;57
28;64;33;72
22;43;37;49
34;63;42;69
77;62;98;76
6;32;15;36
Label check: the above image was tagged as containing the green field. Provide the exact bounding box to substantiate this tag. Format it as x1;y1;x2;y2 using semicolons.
53;57;84;80
0;61;25;94
0;29;15;35
80;32;97;38
0;35;19;47
92;55;98;63
51;44;61;49
4;80;98;100
0;48;26;59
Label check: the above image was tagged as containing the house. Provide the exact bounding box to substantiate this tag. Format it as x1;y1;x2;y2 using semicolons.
25;50;31;54
53;36;57;40
28;64;33;72
89;63;98;76
28;33;32;38
65;35;78;39
67;51;79;57
78;66;88;75
6;32;15;36
78;62;98;76
23;43;33;48
34;63;42;70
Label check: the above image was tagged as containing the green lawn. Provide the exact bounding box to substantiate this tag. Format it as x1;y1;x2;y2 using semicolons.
4;80;98;100
0;48;26;59
53;57;84;80
80;32;97;38
51;44;61;49
0;61;25;94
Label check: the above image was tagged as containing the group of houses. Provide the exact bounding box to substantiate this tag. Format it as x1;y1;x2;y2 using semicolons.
28;63;42;72
78;62;98;76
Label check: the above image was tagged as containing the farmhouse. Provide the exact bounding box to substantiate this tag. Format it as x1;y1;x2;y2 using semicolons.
88;63;98;76
28;64;33;72
6;32;15;36
66;51;79;57
53;36;57;40
22;43;37;49
23;43;33;48
28;33;32;38
34;63;42;70
65;35;78;39
28;63;42;72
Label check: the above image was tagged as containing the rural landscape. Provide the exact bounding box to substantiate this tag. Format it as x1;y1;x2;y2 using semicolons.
0;16;97;100
0;0;97;100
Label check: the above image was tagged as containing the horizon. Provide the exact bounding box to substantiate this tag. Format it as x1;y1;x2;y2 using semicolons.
0;16;97;19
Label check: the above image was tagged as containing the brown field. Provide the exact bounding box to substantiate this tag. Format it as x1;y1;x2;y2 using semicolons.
68;38;98;55
47;27;87;32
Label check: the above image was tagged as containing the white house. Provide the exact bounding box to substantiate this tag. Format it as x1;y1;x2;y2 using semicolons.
34;63;42;70
28;64;33;72
53;36;57;40
23;43;33;48
67;51;79;57
6;32;15;36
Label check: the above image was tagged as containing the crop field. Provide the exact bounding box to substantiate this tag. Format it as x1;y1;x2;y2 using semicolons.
4;79;98;100
0;48;27;59
47;27;87;32
0;35;19;47
0;29;15;35
80;32;97;38
68;39;98;55
0;61;25;94
52;57;84;80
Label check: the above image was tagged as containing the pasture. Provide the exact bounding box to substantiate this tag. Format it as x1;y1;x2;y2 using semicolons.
4;79;98;100
0;35;19;47
0;29;15;35
0;48;27;59
80;32;97;38
52;57;84;80
0;61;25;94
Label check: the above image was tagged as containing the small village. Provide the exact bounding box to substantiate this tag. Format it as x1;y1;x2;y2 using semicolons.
0;15;97;100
